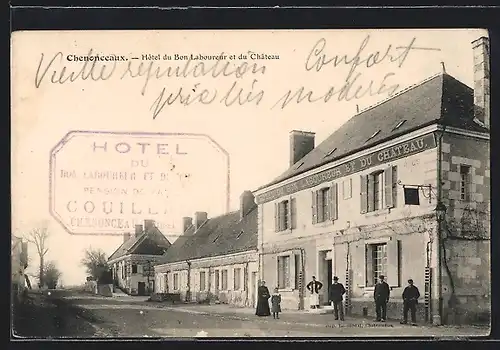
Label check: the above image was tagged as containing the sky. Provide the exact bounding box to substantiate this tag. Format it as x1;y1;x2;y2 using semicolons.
11;28;487;286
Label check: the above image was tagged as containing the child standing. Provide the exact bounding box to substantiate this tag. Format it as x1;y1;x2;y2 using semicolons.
271;287;282;319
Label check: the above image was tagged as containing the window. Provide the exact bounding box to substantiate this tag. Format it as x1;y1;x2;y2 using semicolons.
164;274;168;292
277;255;291;289
360;166;398;213
221;269;228;290
365;240;401;288
318;187;331;222
173;273;179;290
392;119;407;131
324;148;337;158
275;199;296;232
343;178;352;199
137;265;143;274
460;165;471;201
233;268;241;290
366;130;381;142
366;243;387;287
312;183;338;224
372;171;383;211
132;264;138;274
199;271;206;291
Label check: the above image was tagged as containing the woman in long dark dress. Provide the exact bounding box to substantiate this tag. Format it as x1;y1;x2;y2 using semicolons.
255;280;271;316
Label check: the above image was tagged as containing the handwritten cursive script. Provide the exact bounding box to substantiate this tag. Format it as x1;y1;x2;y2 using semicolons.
35;49;117;88
272;72;399;110
305;35;441;81
150;79;265;119
121;55;266;96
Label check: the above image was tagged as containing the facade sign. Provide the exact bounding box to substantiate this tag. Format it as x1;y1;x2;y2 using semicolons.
49;131;229;235
256;133;437;204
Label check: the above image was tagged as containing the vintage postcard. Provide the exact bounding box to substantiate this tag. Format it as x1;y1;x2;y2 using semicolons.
11;29;490;338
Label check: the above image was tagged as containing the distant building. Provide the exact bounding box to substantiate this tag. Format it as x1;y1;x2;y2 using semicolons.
253;37;490;324
11;236;29;301
107;220;171;296
154;191;258;307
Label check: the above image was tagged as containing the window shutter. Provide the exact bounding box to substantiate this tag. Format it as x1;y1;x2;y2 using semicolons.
365;245;373;286
330;183;338;221
290;254;296;290
312;191;318;224
274;202;280;232
279;202;286;230
392;166;398;208
277;257;282;289
367;174;375;212
386;239;401;287
360;175;368;213
317;190;324;223
384;167;394;208
290;197;297;229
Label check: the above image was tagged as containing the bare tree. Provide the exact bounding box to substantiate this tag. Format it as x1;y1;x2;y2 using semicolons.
25;226;50;288
81;247;108;281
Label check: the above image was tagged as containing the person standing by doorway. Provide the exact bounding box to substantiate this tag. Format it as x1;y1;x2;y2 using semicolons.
401;279;420;325
255;280;271;317
373;275;390;322
329;276;346;321
306;276;323;309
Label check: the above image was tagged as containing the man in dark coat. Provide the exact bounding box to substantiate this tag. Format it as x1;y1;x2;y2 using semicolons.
401;279;420;325
255;280;271;316
373;275;390;322
306;276;323;309
329;276;346;321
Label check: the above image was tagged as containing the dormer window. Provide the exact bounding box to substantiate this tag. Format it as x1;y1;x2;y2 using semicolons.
392;120;407;131
366;130;381;142
324;147;337;158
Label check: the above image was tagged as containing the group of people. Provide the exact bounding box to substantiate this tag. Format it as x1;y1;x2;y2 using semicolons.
255;275;421;325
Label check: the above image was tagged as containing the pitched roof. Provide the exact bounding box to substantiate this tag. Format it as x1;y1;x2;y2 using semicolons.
157;206;258;265
108;225;171;262
258;73;489;190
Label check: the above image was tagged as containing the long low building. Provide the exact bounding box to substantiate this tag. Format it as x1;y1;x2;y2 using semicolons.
154;191;259;307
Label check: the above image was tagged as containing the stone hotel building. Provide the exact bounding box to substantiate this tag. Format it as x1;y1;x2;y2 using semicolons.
253;37;490;324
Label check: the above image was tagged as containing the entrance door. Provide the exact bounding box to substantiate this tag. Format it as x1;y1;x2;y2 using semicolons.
138;282;146;296
251;272;257;307
326;259;333;305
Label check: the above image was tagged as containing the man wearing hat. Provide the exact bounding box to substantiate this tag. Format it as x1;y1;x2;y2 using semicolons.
329;276;346;321
373;275;390;322
401;279;420;325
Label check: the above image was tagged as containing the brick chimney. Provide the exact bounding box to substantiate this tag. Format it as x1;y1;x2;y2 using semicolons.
123;232;131;243
472;36;490;129
240;190;256;220
135;224;143;238
144;219;155;231
289;130;315;167
194;211;208;231
182;217;193;232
